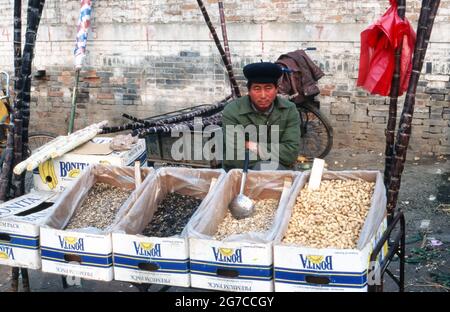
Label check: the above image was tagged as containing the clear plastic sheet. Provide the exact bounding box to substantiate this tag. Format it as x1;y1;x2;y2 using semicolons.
274;170;387;249
186;169;302;243
42;165;155;234
111;167;227;237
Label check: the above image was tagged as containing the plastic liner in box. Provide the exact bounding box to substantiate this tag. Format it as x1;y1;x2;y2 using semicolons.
186;169;302;243
112;167;226;236
42;165;155;233
275;170;386;249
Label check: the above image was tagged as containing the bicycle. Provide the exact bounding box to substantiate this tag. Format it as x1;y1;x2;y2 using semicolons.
276;55;334;162
295;98;333;161
1;71;56;191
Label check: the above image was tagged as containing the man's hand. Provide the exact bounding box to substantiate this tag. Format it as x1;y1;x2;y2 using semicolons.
245;141;258;154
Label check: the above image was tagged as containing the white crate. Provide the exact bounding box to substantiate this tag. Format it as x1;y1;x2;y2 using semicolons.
33;137;146;192
0;191;57;269
112;168;226;288
189;238;274;292
274;218;388;292
273;170;388;292
40;228;113;281
112;234;190;287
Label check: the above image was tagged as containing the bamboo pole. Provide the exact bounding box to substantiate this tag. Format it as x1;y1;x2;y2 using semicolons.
68;68;81;134
13;0;22;91
0;125;14;202
21;0;45;161
10;0;31;197
196;0;241;97
418;0;440;72
386;0;439;220
101;95;233;134
0;0;21;201
218;1;234;97
11;0;43;197
7;0;24;291
384;0;406;187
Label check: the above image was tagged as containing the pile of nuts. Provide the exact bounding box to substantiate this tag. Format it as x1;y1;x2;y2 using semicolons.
65;183;132;230
214;198;278;240
142;192;202;237
282;179;375;249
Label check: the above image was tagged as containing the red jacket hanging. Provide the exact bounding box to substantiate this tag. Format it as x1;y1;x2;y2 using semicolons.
357;0;416;96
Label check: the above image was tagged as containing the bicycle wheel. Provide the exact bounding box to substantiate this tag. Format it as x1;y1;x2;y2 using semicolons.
297;101;333;160
25;131;57;192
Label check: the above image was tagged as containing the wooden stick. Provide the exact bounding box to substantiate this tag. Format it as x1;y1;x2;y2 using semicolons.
0;125;15;201
11;0;43;197
384;0;406;187
68;69;81;134
134;161;141;189
196;0;241;97
386;0;439;219
0;0;21;201
21;0;46;161
101;95;233;134
218;1;235;97
13;0;22;91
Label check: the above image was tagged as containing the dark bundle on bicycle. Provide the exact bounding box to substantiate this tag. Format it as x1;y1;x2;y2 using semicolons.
275;49;333;160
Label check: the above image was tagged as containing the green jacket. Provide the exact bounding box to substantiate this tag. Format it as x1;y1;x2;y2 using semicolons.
222;95;300;170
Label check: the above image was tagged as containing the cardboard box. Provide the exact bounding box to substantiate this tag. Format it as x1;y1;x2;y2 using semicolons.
112;234;190;286
40;165;155;282
189;238;273;292
112;168;226;287
40;228;114;281
188;170;301;292
0;191;58;269
33;137;147;192
273;171;388;292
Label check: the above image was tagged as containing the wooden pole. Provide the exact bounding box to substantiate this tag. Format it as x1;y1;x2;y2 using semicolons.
21;0;45;161
386;0;440;221
384;0;406;187
196;0;241;97
11;0;45;197
0;0;22;202
68;68;80;134
218;1;235;97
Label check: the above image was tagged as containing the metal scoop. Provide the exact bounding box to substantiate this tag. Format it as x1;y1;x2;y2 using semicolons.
229;139;254;219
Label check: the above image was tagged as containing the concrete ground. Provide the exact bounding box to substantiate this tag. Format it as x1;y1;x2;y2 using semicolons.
0;148;448;292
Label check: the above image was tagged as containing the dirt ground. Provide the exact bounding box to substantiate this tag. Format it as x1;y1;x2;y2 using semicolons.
0;148;448;292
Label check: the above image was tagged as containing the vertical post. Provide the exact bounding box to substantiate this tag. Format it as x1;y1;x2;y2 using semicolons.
68;68;80;134
399;212;406;292
196;0;241;97
21;267;30;292
384;0;406;187
218;1;235;97
386;0;440;221
10;267;20;291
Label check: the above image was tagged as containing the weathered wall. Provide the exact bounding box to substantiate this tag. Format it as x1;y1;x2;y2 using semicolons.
0;0;448;156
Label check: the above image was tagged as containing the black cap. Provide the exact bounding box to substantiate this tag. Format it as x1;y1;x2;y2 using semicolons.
243;62;283;85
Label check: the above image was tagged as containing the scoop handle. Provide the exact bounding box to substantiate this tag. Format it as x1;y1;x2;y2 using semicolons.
243;133;250;173
239;134;250;195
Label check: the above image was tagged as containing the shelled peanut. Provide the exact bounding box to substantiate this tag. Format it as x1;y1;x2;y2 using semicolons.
282;179;375;249
214;199;278;240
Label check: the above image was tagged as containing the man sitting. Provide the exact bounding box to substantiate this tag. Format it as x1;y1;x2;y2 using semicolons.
222;62;300;171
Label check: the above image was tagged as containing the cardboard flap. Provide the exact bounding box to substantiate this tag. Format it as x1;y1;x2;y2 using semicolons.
71;141;112;155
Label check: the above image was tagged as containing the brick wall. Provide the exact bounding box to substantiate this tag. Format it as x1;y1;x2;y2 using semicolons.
0;0;448;156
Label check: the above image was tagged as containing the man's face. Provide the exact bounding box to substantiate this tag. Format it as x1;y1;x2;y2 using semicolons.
248;83;278;111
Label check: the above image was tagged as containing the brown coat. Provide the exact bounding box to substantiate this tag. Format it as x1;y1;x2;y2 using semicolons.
276;50;324;104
